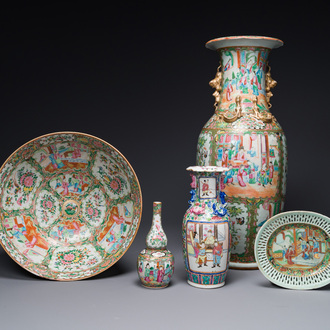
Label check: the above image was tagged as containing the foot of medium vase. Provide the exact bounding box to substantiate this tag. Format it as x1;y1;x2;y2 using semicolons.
229;261;258;270
187;280;225;289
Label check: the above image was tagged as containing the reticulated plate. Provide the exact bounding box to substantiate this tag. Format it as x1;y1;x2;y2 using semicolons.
0;132;142;280
255;211;330;290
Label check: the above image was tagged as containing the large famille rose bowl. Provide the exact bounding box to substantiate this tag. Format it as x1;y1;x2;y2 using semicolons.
0;132;142;280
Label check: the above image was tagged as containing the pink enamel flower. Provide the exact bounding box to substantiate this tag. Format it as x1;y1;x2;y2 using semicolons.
87;207;94;216
46;200;53;208
64;253;75;262
110;179;119;190
23;176;34;187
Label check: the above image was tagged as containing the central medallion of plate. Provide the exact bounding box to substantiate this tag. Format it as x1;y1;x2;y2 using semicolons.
62;199;81;218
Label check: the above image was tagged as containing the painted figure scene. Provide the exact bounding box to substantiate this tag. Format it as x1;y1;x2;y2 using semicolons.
98;204;133;254
215;132;281;198
33;142;90;173
4;215;49;264
270;226;330;269
186;222;229;273
49;220;90;243
219;47;269;110
50;174;91;197
138;250;174;288
199;177;217;199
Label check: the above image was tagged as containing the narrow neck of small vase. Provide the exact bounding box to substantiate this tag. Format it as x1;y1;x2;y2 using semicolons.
152;201;162;222
217;46;271;113
146;202;167;249
190;171;222;202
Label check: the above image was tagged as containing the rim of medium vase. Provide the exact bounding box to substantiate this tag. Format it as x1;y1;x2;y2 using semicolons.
205;35;284;51
186;166;229;173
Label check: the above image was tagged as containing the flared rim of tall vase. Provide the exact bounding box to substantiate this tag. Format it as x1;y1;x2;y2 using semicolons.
205;35;284;51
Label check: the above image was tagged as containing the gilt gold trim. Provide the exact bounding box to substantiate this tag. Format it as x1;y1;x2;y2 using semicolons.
265;63;277;109
251;96;274;124
215;95;243;123
209;64;222;109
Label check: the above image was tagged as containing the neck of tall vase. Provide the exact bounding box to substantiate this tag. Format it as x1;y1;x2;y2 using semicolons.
216;46;271;114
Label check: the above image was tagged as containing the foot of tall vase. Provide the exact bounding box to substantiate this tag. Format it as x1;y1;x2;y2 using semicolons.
187;280;225;289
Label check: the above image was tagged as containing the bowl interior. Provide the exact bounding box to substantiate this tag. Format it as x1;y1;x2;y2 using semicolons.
0;132;142;280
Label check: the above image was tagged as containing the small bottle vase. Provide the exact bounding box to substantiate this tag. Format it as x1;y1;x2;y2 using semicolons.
137;202;174;289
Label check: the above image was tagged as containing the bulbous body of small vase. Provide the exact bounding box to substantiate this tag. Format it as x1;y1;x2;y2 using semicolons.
182;166;231;289
196;36;287;269
137;202;174;289
138;248;174;289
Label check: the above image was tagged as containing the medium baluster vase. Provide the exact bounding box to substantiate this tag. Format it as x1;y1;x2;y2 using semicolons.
137;202;174;289
182;166;231;288
196;36;287;269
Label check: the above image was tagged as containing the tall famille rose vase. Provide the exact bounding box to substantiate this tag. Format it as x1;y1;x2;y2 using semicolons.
182;166;231;289
196;36;287;269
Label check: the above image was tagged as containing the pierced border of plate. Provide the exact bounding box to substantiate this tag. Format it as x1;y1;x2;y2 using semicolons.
255;211;330;290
